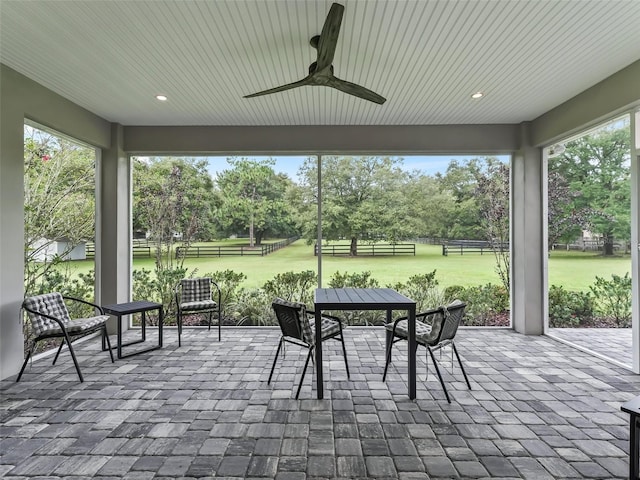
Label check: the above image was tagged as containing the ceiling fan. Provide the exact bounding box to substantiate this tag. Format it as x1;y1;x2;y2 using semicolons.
244;3;386;105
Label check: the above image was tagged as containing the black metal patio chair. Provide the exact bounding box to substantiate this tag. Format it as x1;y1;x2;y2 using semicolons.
268;297;350;399
19;292;114;382
175;277;222;346
383;299;471;403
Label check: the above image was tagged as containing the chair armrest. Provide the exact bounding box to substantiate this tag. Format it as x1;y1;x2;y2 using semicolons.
210;280;222;310
174;283;182;311
390;307;444;336
63;296;105;315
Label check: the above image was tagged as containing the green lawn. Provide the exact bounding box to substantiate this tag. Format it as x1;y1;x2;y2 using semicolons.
70;240;631;291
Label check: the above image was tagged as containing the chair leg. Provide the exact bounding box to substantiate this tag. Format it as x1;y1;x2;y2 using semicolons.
382;329;394;381
427;347;451;403
295;348;314;399
217;307;221;342
16;343;35;382
452;342;471;390
205;308;222;341
63;331;84;383
177;311;182;347
103;326;115;363
268;338;283;384
52;339;65;365
339;333;350;379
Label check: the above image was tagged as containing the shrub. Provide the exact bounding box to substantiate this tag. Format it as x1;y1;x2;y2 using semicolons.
263;270;317;305
387;270;446;312
328;271;383;325
548;285;594;327
228;288;276;326
445;283;509;326
589;273;631;327
132;266;187;324
205;269;247;314
328;271;380;289
132;268;156;302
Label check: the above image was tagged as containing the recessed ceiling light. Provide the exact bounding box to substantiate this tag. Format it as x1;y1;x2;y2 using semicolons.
471;92;484;99
155;94;168;101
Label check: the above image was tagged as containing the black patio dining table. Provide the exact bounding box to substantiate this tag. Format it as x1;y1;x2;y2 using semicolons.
314;288;417;399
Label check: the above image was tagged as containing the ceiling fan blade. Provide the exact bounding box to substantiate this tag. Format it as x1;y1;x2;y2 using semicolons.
316;3;344;71
327;76;386;104
244;77;312;98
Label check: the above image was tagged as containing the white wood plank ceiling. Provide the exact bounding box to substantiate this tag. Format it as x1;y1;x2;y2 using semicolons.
1;0;639;126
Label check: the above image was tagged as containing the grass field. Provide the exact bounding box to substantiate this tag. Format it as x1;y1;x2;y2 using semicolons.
69;240;630;291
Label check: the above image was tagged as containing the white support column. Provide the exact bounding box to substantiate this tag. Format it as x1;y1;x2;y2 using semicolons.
631;110;639;373
511;122;545;335
0;91;26;378
98;123;131;334
317;155;323;288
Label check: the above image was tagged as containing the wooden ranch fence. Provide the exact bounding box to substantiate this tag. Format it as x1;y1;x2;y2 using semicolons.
314;243;416;256
176;237;298;258
442;240;509;256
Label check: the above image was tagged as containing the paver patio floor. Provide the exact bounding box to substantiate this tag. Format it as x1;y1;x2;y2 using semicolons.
1;327;638;479
548;327;633;369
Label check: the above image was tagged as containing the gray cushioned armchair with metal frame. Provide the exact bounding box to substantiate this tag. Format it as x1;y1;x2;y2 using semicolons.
19;292;114;382
175;277;222;346
383;299;471;403
269;297;350;399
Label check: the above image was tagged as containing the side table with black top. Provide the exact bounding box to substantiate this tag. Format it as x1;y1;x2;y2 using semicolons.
102;300;163;359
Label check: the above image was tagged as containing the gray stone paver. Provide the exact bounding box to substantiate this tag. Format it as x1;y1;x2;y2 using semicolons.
0;327;637;479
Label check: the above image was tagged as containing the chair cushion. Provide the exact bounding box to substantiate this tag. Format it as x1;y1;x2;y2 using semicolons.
315;316;342;342
47;315;110;335
386;299;466;346
180;278;211;303
180;300;217;311
23;292;71;337
385;319;434;345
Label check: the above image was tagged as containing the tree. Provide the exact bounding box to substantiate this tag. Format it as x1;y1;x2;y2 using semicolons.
298;156;410;255
403;174;456;239
214;158;297;246
435;159;486;239
24;126;96;295
475;161;510;292
550;123;631;255
133;157;217;242
547;170;598;250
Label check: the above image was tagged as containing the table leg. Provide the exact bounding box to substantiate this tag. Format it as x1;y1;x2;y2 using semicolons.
117;315;122;360
315;309;323;399
141;311;147;341
408;305;416;399
632;415;639;480
158;306;163;348
385;309;393;362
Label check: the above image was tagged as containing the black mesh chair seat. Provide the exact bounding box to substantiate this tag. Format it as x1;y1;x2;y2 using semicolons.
383;299;471;403
269;298;350;399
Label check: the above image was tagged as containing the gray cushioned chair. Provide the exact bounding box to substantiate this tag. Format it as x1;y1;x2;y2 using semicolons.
175;277;222;345
383;299;470;402
269;297;350;399
19;292;114;382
